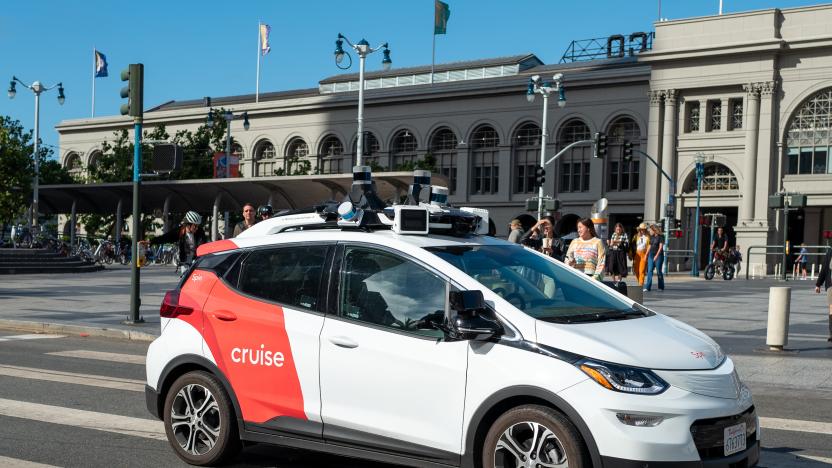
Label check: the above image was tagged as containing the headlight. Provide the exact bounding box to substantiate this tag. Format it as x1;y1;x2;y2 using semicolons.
577;360;668;395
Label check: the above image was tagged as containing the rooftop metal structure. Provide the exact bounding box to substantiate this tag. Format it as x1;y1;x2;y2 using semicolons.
560;33;654;63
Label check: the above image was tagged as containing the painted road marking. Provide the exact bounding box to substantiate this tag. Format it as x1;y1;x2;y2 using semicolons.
0;455;60;468
0;364;144;392
0;334;65;342
761;417;832;436
0;398;165;441
46;350;145;365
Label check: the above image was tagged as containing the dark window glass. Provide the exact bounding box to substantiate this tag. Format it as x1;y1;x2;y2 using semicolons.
787;148;799;175
238;245;329;311
813;148;827;174
799;148;813;174
688;102;700;132
340;247;445;338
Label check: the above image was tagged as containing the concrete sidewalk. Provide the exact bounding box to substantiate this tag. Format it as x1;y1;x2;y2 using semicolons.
0;266;830;391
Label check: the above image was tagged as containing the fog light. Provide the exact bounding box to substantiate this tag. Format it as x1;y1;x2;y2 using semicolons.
616;413;664;427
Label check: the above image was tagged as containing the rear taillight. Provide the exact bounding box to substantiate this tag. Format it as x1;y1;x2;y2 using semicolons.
160;290;194;318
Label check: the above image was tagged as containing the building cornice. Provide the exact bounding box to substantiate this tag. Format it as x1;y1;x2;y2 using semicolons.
638;40;784;62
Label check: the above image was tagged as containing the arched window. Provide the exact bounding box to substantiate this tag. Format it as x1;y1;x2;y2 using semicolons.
254;140;279;177
429;128;458;193
684;163;739;192
284;137;310;175
391;129;418;170
512;122;541;194
470;125;500;194
786;88;832;175
87;150;103;175
65;152;83;180
351;132;381;169
606;116;641;192
317;135;345;174
557;119;591;192
231;143;244;159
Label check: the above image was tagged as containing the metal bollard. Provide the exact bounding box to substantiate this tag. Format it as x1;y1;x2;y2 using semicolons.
766;287;791;351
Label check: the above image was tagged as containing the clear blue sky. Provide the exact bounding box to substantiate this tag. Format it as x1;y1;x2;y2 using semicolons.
0;0;820;155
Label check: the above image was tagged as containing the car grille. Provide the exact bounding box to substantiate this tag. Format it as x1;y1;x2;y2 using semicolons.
689;406;757;460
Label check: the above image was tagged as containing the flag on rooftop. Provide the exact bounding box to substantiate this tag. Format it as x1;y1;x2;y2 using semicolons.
260;23;272;56
434;0;450;35
94;50;108;78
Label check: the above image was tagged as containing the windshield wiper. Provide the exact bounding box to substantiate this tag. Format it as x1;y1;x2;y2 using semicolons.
543;308;649;324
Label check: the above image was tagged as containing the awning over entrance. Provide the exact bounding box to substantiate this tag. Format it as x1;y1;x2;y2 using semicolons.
38;172;435;215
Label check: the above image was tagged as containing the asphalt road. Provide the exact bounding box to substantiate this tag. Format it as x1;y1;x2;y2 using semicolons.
0;328;829;467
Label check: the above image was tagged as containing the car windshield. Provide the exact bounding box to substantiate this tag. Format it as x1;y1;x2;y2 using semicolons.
427;244;646;323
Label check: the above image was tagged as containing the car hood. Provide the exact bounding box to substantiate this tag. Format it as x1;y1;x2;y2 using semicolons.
535;313;724;370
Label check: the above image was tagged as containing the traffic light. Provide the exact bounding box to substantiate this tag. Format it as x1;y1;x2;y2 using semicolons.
623;141;633;161
120;63;144;118
544;199;561;211
534;166;546;186
593;132;607;159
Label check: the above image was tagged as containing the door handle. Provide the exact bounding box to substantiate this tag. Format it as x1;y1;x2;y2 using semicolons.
212;310;237;322
328;336;359;349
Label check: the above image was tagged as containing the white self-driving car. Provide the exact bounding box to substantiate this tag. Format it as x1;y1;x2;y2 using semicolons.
145;178;758;468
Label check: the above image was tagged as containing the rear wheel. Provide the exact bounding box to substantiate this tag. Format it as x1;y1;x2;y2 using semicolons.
723;264;735;280
163;371;240;466
482;405;589;468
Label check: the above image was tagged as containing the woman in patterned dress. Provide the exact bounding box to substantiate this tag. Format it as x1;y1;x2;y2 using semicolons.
606;223;629;283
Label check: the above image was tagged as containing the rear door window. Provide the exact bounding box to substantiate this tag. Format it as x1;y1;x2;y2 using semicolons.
238;245;329;311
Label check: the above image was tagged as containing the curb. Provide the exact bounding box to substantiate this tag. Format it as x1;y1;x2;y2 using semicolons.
0;319;158;343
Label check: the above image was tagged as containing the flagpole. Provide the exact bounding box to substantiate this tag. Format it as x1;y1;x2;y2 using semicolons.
431;32;436;85
91;47;96;117
256;21;261;103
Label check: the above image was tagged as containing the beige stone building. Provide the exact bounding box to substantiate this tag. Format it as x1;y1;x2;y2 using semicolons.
57;3;832;269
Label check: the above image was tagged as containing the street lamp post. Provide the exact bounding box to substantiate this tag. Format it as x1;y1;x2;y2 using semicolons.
691;152;706;276
206;109;250;238
526;74;566;220
8;77;65;229
333;33;391;168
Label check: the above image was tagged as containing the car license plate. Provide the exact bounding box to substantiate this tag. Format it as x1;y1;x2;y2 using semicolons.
724;422;746;456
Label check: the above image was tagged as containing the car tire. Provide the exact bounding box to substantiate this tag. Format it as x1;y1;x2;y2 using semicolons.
481;405;589;468
163;371;241;466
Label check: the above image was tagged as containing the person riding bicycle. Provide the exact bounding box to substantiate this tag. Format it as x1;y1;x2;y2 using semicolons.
149;211;206;274
711;226;729;257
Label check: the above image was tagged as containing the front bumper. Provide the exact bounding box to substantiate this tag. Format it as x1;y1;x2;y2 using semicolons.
558;378;758;464
601;440;760;467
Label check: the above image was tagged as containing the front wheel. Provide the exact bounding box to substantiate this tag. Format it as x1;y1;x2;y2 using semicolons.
704;264;716;280
482;405;589;468
163;371;240;466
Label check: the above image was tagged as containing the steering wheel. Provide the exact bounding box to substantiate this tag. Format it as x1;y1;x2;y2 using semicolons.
503;293;526;311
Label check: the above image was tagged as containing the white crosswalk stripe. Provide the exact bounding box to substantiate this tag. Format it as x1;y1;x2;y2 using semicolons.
45;349;145;365
760;416;832;436
0;398;165;441
0;334;65;342
0;455;61;468
0;364;144;392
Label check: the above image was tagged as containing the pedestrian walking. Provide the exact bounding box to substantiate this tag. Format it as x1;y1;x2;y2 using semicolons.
814;246;832;343
233;203;257;237
606;223;629;283
521;217;565;261
564;218;605;280
794;243;809;280
632;223;650;286
150;211;206;275
644;224;665;292
507;219;525;244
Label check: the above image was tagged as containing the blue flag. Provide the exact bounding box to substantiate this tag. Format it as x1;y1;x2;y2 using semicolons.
95;50;108;78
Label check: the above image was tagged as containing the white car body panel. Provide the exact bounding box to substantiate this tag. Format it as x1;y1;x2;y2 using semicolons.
146;318;213;390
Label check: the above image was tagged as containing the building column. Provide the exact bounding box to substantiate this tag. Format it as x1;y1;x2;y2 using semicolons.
211;194;222;241
740;83;762;223
497;146;512;202
69;200;77;249
659;89;678;219
644;90;664;224
753;81;776;225
162;195;172;232
114;199;123;245
720;99;730;132
456;144;471;204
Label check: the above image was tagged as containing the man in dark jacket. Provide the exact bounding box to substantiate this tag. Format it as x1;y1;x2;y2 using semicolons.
815;246;832;343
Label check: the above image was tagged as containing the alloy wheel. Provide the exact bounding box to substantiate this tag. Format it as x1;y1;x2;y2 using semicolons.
494;420;568;468
170;384;221;456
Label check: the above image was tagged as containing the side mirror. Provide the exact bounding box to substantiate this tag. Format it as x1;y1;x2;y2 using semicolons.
449;290;502;341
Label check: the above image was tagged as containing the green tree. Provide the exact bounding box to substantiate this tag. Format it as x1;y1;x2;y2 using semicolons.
0;115;73;224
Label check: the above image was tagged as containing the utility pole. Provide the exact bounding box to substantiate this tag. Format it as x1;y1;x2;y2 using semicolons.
121;64;145;324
